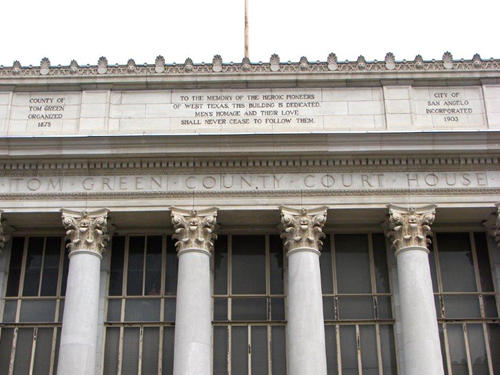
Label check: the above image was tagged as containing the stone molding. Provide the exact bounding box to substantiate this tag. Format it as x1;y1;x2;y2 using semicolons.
280;206;327;254
385;205;436;254
61;208;110;257
1;155;498;176
483;204;500;249
0;211;6;253
1;53;499;78
171;207;218;255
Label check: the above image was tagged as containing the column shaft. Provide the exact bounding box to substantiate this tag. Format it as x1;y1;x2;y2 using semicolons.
287;249;327;375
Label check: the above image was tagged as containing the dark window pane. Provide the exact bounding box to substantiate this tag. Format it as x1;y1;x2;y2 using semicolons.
213;326;228;375
165;237;178;295
339;296;373;320
162;326;175;375
437;233;476;292
232;235;266;294
60;249;69;296
214;298;228;321
232;298;267;321
444;295;480;319
340;325;358;375
271;298;285;321
145;236;162;296
360;326;378;375
214;235;228;295
232;326;248;374
164;298;176;322
53;328;61;374
127;236;145;296
124;299;160;322
376;296;393;320
40;237;61;296
336;235;371;293
0;328;14;375
320;234;334;294
142;328;159;374
270;235;284;295
487;323;500;374
447;324;467;375
467;324;488;375
6;237;24;296
474;232;494;292
13;328;33;375
107;299;121;321
3;300;17;322
251;326;268;375
271;326;286;375
372;233;390;293
380;325;397;375
33;328;52;375
438;324;448;375
109;236;125;296
122;328;140;375
103;328;119;375
20;300;56;322
323;297;334;320
483;295;498;318
325;325;338;375
23;237;44;296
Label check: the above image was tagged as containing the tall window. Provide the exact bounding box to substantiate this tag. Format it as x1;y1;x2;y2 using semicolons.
103;235;178;375
0;236;68;375
430;232;499;375
213;234;286;375
321;233;397;375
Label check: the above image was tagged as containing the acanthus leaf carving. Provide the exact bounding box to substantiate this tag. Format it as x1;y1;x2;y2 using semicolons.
385;52;395;70
443;51;453;70
97;57;108;74
212;55;223;72
280;206;327;254
385;205;436;254
171;207;217;255
61;208;110;257
327;53;338;71
40;57;50;75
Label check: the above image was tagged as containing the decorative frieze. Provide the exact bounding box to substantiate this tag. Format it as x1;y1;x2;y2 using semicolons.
61;208;110;257
385;205;436;253
171;207;218;255
280;206;327;254
483;204;500;248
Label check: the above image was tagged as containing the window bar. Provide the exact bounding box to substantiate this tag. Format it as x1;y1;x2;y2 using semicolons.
336;325;342;375
227;235;233;375
331;235;342;374
265;235;272;375
158;235;167;374
267;325;272;375
247;325;252;375
431;232;445;319
117;235;130;375
441;323;452;375
375;324;383;375
37;237;47;297
367;233;378;319
469;232;486;318
482;322;495;375
15;238;29;321
462;323;474;375
356;324;363;375
8;327;18;375
141;236;147;296
138;326;144;375
28;327;37;375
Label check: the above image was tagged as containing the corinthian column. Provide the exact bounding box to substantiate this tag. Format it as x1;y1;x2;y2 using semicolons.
57;209;110;375
280;206;328;375
385;205;444;375
483;203;500;249
171;207;217;375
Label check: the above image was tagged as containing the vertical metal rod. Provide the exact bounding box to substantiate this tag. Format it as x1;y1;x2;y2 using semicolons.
244;0;249;59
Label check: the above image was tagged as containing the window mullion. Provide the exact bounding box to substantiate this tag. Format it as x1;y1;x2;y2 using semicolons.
462;323;474;375
28;327;37;375
37;237;47;297
482;322;495;375
469;232;486;319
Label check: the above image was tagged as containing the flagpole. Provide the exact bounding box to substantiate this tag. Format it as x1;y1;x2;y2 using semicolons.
245;0;249;58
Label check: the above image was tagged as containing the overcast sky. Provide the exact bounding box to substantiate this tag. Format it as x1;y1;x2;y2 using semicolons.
1;0;498;66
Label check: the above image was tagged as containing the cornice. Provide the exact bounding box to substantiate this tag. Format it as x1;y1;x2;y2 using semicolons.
0;155;498;176
1;53;499;84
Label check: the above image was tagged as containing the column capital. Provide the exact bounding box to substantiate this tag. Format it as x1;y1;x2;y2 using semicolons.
280;206;327;254
0;211;6;253
171;207;218;255
482;203;500;249
385;204;436;254
61;208;110;258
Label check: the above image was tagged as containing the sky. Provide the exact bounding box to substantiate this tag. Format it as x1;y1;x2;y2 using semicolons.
1;0;498;67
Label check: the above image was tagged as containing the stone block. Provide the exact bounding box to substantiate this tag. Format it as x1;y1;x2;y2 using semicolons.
386;100;411;114
110;104;146;119
121;91;171;104
348;101;384;115
81;104;107;118
383;86;410;100
82;91;108;104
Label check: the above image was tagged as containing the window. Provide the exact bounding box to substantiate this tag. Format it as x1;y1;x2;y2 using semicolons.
213;235;286;375
0;236;68;375
103;235;177;375
321;233;397;375
430;232;499;375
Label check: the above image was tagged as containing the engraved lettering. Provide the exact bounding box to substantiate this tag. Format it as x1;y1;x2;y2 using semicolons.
424;173;439;186
82;177;95;191
27;178;41;191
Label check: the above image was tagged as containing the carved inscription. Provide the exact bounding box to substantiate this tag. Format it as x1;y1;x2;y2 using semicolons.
0;172;495;195
426;91;473;123
28;96;66;128
173;93;319;126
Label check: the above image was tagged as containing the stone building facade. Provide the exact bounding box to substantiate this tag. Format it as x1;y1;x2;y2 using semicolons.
0;53;499;375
